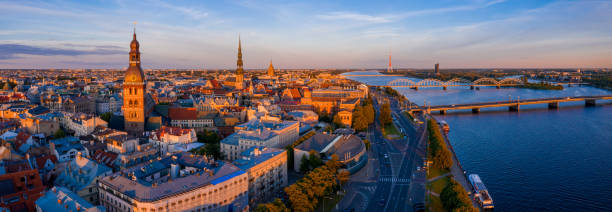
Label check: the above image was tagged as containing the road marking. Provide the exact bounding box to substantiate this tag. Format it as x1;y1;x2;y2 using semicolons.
378;177;410;183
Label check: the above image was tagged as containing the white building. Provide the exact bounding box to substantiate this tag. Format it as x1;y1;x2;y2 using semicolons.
60;112;108;137
221;117;299;160
149;126;201;155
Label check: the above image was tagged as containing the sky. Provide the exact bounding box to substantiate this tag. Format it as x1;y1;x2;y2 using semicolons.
0;0;611;69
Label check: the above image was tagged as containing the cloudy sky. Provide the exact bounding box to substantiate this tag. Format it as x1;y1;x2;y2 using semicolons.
1;0;611;69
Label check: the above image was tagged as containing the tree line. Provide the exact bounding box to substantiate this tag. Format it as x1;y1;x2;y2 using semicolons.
427;119;452;169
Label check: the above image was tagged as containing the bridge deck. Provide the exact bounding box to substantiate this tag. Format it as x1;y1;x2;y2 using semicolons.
411;95;612;112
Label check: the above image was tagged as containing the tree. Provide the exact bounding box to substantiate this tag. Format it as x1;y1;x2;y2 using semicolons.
100;112;112;122
337;170;350;186
255;198;289;212
440;179;478;212
352;106;368;131
379;102;392;126
363;139;371;150
300;155;310;173
308;150;323;170
364;103;375;125
53;129;66;139
332;114;343;129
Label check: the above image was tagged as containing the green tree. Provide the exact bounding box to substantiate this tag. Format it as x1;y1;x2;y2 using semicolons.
53;129;66;139
352;106;368;131
300;155;310;173
332;114;343;129
99;112;112;122
308;150;323;169
440;179;478;212
379;102;392;126
427;119;453;169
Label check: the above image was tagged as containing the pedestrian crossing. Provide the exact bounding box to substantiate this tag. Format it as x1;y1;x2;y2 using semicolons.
378;177;410;183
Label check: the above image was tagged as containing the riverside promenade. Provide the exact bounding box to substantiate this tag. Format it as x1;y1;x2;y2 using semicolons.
430;116;480;210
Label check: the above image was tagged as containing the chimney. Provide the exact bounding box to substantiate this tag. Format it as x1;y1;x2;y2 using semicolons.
170;163;179;179
50;142;55;153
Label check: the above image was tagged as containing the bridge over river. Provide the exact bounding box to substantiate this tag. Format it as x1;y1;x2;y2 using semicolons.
409;95;612;114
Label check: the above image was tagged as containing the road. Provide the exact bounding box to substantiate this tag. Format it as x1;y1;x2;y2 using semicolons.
361;88;428;212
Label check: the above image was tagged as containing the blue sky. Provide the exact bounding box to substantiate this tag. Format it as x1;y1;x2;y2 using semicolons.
1;0;611;69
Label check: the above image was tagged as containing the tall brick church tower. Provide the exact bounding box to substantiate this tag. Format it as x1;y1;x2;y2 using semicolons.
123;31;146;135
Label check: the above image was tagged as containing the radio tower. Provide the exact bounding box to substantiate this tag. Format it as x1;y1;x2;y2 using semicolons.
387;52;393;73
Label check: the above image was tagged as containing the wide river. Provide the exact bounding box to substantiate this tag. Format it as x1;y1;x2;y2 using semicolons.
344;71;612;211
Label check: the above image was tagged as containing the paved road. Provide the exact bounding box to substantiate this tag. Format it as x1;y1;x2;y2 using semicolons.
358;89;428;212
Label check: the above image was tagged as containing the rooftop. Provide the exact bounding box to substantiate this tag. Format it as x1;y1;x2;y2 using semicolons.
35;186;105;212
99;152;245;202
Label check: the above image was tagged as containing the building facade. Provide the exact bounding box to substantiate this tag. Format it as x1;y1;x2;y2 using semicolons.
233;147;287;207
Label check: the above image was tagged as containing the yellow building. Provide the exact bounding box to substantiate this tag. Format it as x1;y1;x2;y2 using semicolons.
337;110;353;127
123;32;146;135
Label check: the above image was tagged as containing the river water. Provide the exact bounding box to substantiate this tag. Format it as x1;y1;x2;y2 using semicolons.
344;71;612;211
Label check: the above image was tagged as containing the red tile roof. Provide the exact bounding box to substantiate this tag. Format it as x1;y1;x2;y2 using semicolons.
169;107;198;120
35;155;58;170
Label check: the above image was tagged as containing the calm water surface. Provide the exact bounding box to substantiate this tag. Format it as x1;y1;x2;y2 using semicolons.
345;71;612;211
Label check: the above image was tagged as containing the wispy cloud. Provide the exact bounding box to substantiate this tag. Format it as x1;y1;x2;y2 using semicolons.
152;0;209;20
0;44;124;60
316;12;392;24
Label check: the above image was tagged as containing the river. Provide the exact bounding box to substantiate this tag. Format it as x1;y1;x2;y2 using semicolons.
344;71;612;211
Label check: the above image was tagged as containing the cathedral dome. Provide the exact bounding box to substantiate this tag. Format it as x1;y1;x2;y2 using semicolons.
125;65;145;83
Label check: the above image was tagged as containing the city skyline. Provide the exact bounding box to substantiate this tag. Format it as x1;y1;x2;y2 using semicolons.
1;0;612;69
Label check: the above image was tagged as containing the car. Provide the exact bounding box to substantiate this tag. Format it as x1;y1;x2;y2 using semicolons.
384;154;388;158
378;198;386;206
413;203;425;212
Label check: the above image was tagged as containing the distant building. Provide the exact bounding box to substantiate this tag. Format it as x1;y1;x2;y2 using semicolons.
60;113;108;137
267;60;275;77
35;186;106;212
0;159;45;212
435;63;440;76
50;137;88;162
105;135;158;169
98;152;248;212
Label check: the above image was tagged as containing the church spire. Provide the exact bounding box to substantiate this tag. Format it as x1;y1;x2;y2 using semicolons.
237;35;243;73
268;60;275;77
